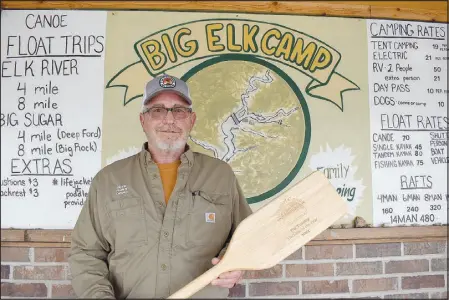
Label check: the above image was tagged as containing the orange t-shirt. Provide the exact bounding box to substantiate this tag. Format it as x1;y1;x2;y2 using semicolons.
157;160;181;204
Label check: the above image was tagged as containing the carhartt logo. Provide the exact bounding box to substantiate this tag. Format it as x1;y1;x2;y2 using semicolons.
205;212;215;223
116;185;128;195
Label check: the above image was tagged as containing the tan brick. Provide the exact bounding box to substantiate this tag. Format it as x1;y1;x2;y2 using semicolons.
13;265;65;280
305;245;352;260
1;229;25;242
0;247;30;262
286;263;333;277
404;241;446;255
431;258;447;271
34;248;70;262
402;275;445;289
385;259;429;273
353;278;397;293
356;243;401;258
384;293;429;299
228;284;245;298
26;230;71;243
243;265;282;279
431;291;447;299
51;284;76;298
1;265;10;279
285;248;302;260
336;261;382;275
302;280;348;294
249;282;299;296
1;282;47;297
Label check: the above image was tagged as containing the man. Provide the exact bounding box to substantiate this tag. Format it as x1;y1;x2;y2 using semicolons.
69;74;253;298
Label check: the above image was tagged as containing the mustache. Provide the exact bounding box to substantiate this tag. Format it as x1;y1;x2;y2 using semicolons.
156;126;182;133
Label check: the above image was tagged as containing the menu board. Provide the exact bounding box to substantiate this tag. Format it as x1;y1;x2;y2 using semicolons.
0;11;107;228
367;20;448;227
0;10;447;229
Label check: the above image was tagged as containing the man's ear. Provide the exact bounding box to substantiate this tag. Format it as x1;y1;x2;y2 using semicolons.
139;113;145;128
190;112;197;129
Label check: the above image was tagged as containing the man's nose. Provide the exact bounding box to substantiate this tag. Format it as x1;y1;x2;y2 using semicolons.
163;110;175;124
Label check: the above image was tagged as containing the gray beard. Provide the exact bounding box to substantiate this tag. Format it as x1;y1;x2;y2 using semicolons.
155;138;186;151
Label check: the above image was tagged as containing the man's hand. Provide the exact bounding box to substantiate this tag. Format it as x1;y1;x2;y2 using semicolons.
210;257;243;288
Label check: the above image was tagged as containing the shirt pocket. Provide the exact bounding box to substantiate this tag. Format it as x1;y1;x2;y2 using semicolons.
186;191;232;248
109;197;148;251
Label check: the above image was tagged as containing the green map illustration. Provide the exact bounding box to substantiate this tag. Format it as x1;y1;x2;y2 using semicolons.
184;58;308;200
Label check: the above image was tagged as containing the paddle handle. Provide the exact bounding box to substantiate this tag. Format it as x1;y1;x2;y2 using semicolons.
167;263;230;299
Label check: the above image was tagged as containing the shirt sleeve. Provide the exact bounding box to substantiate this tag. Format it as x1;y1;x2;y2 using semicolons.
68;175;116;299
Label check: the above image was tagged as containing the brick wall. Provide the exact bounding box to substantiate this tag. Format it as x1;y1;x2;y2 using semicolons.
1;240;447;298
231;241;447;299
1;247;74;298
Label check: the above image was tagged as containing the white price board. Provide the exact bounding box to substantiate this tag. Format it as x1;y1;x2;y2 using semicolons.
1;10;107;229
367;19;448;227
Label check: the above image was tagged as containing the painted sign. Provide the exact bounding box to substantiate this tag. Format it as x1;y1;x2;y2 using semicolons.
1;10;446;229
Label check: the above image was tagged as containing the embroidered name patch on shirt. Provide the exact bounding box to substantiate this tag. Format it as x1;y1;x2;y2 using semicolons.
116;185;128;195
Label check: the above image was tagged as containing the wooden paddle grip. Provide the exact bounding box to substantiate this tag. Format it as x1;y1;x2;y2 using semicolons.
167;264;228;299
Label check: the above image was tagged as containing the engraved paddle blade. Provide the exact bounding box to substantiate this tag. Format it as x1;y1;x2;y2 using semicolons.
168;171;348;298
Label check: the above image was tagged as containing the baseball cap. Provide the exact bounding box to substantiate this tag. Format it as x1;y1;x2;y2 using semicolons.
142;74;193;106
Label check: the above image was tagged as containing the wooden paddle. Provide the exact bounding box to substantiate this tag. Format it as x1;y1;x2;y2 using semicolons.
168;171;349;299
